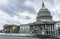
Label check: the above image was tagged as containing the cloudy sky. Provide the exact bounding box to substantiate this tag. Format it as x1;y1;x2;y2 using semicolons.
0;0;60;30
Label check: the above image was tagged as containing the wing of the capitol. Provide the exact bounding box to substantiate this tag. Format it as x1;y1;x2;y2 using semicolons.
2;1;60;37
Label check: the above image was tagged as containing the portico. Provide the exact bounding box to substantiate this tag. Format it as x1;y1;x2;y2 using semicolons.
30;21;56;35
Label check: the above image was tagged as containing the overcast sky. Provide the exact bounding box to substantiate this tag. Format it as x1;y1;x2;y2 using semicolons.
0;0;60;30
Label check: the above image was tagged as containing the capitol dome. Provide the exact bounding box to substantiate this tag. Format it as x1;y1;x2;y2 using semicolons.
37;1;52;21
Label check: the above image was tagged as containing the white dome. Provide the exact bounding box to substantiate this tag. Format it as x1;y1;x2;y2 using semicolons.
37;2;52;21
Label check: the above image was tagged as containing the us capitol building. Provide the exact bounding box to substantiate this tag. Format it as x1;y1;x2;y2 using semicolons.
3;1;60;36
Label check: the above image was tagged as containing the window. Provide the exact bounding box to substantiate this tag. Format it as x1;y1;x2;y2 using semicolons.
20;25;30;33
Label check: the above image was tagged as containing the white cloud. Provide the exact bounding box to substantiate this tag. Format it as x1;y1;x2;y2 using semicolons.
25;0;41;13
51;0;60;21
18;11;37;24
0;10;10;30
0;10;20;30
0;10;37;29
0;0;8;5
53;15;60;21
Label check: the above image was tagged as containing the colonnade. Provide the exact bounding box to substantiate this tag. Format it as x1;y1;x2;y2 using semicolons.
40;24;56;35
26;23;57;36
31;24;56;35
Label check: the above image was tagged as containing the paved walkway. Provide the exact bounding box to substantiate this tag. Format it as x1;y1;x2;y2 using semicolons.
0;33;60;39
0;33;36;36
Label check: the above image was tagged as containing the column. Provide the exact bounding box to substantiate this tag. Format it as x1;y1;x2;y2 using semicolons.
45;24;47;35
49;25;51;35
43;24;45;29
48;31;49;35
44;24;45;29
52;24;55;35
50;24;52;35
30;25;33;33
51;25;52;35
51;24;52;31
52;24;53;35
53;24;54;30
53;24;54;35
51;24;53;35
45;24;46;30
19;26;20;33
